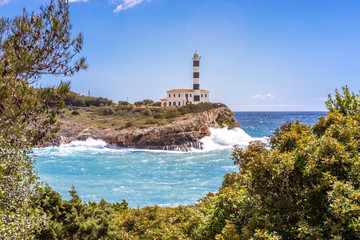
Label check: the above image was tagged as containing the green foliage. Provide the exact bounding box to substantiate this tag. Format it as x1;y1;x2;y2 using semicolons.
143;108;152;116
98;107;114;116
150;102;161;107
216;117;235;128
0;0;86;238
177;103;226;115
65;91;113;107
118;101;129;106
164;109;179;119
142;99;154;106
326;86;360;116
109;205;201;239
71;110;80;115
197;87;360;239
124;122;132;128
134;101;144;107
36;186;128;239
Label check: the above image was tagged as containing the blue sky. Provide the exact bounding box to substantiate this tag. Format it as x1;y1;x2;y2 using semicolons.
1;0;360;111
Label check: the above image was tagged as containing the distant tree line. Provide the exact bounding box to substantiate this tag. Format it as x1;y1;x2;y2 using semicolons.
64;91;113;107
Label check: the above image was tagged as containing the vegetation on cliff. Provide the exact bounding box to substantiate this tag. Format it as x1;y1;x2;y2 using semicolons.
60;94;229;131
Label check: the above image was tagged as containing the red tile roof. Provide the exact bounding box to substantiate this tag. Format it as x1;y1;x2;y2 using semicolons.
166;89;210;93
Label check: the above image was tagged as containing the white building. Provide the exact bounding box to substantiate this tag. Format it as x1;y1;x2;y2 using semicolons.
161;51;210;107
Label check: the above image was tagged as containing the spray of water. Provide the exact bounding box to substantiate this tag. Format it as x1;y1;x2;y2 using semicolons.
36;127;267;154
200;127;267;151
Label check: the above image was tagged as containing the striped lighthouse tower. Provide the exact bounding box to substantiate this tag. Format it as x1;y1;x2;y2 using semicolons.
193;50;200;102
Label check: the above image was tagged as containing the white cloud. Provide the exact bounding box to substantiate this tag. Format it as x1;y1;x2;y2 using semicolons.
68;0;89;2
112;0;149;13
0;0;11;6
251;93;275;99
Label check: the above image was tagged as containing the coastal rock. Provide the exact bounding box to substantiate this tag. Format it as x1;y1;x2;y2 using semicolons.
45;106;240;151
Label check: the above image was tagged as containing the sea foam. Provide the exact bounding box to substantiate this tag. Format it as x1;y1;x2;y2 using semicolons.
36;127;265;154
200;127;267;151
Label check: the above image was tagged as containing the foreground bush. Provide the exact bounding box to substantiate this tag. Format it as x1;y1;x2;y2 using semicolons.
197;86;360;239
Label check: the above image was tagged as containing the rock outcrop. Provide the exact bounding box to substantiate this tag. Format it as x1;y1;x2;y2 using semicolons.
46;106;240;151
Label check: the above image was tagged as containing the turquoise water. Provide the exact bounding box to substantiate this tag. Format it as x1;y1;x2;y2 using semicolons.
34;111;325;207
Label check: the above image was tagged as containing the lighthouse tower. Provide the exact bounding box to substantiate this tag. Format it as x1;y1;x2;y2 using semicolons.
193;50;200;102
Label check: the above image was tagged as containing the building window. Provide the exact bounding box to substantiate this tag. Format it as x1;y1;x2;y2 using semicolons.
178;102;180;106
194;95;200;101
173;94;175;97
193;72;199;78
178;94;180;97
169;102;171;106
185;94;188;97
169;94;171;98
201;94;203;97
190;94;192;97
205;94;207;97
173;102;176;106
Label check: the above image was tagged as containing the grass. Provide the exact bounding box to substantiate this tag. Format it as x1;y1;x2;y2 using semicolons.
59;103;227;132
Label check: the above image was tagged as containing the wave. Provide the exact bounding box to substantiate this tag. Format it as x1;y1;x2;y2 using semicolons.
200;127;267;151
34;128;267;155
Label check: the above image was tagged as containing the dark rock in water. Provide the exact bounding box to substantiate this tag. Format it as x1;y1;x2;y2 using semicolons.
44;106;240;151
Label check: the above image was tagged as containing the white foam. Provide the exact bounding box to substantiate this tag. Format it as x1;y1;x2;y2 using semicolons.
200;127;267;151
35;128;267;155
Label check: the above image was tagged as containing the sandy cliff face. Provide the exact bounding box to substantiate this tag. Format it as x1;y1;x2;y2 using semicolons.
47;106;239;150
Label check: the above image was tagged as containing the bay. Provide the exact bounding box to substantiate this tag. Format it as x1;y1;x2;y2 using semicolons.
34;111;325;207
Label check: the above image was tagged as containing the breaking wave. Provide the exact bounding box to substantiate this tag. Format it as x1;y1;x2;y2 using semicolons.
200;127;267;151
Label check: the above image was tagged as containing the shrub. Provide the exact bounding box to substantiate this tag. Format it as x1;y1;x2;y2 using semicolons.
124;122;132;128
153;113;165;119
71;110;80;115
165;109;180;119
143;109;152;116
197;87;360;239
118;101;129;106
150;102;161;107
98;107;114;116
143;99;154;106
134;101;144;107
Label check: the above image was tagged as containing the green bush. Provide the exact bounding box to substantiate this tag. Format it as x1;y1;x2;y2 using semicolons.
64;91;113;107
143;109;152;116
197;87;360;239
142;99;154;106
71;110;80;115
98;107;114;116
118;101;129;106
134;101;144;107
124;122;132;128
165;109;180;119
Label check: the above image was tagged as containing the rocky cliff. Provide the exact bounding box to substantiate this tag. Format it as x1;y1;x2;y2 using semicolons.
46;106;240;151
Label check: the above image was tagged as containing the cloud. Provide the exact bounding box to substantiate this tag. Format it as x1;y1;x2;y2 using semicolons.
251;93;275;99
0;0;11;5
112;0;149;13
68;0;89;2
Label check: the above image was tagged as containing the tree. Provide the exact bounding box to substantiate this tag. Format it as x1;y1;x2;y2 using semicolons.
134;101;144;107
0;0;86;238
197;87;360;239
143;99;154;106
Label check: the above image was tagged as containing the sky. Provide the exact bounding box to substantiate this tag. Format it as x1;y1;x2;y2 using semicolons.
1;0;360;111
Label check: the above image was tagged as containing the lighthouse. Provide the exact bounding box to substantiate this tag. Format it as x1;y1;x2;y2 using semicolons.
160;50;210;107
193;50;200;102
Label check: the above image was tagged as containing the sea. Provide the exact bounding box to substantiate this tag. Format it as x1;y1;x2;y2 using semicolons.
34;111;325;207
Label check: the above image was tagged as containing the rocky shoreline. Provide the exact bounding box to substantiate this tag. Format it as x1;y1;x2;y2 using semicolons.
44;106;240;151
